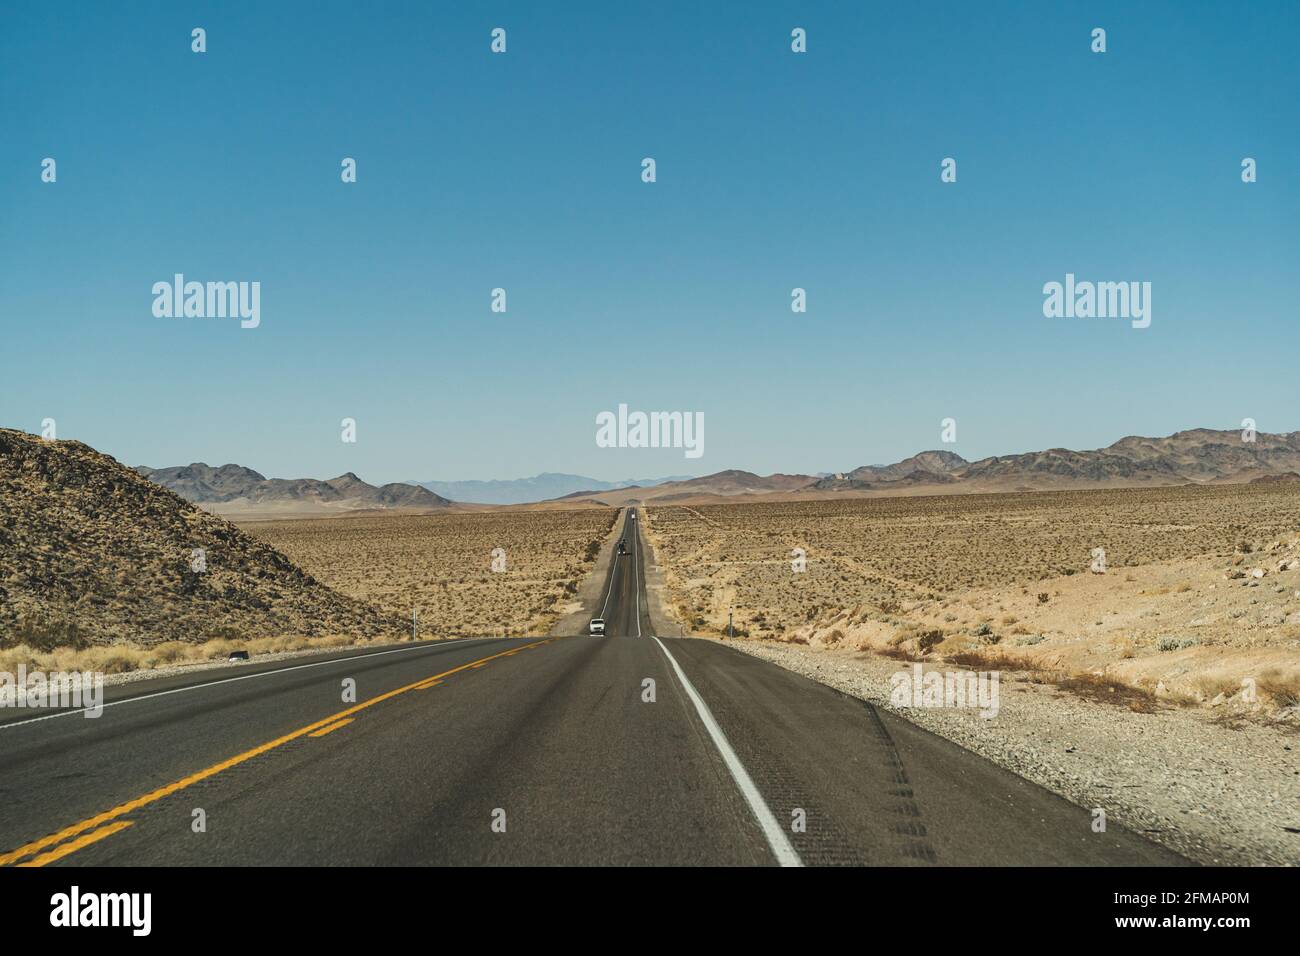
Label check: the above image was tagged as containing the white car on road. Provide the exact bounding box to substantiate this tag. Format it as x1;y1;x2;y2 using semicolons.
589;618;606;636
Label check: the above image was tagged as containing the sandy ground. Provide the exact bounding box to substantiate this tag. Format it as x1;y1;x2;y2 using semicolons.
781;548;1300;714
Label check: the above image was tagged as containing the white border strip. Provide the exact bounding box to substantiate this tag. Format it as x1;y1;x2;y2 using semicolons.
650;635;803;867
631;510;642;637
597;521;622;619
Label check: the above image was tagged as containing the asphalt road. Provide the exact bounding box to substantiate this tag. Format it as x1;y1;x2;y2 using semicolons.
0;508;1187;866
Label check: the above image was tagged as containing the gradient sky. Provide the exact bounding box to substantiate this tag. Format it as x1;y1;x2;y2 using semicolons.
2;1;1297;484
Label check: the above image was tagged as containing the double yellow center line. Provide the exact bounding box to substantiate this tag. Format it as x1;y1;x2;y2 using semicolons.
1;638;551;867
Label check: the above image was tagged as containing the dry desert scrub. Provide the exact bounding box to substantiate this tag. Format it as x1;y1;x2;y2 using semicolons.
0;632;368;676
647;484;1300;718
246;507;618;638
647;483;1300;639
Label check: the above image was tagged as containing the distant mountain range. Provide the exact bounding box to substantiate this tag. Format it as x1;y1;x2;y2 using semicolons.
135;463;451;515
411;472;692;505
553;429;1300;504
134;428;1300;514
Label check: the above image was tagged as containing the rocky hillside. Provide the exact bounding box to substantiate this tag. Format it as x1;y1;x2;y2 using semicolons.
959;429;1300;486
842;450;969;483
0;430;402;646
137;462;452;511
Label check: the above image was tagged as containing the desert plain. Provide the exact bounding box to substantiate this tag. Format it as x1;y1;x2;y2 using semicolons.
643;482;1300;713
244;508;617;639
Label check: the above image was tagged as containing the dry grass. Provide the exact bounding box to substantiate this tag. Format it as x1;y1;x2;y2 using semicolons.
1056;673;1160;713
0;633;368;675
942;650;1038;672
1257;669;1300;708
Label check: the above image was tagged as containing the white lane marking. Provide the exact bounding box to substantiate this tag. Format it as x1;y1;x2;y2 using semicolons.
598;518;623;620
650;635;803;867
0;637;491;731
631;511;642;637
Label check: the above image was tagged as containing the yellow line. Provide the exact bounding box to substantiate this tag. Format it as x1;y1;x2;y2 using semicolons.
414;679;443;690
0;639;545;867
308;717;354;737
16;821;133;868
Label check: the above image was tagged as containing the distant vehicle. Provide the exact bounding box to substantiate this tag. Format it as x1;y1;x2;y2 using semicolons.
618;539;627;555
228;650;250;662
589;618;606;636
630;511;636;519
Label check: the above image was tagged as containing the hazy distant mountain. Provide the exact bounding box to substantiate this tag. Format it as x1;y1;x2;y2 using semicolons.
414;472;691;505
658;470;817;495
551;470;820;505
137;463;452;513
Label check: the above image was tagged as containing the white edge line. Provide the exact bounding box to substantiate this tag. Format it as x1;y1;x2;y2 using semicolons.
632;511;642;637
597;511;624;620
650;635;803;867
0;637;493;731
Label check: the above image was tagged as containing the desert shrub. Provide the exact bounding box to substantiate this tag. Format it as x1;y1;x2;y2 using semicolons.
1058;673;1158;712
1193;675;1241;700
146;641;191;665
944;650;1036;672
1257;671;1300;708
69;646;146;674
917;629;945;653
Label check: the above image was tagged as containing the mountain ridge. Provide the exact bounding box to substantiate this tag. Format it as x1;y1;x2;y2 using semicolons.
134;427;1300;510
137;463;452;512
411;472;692;505
555;428;1300;504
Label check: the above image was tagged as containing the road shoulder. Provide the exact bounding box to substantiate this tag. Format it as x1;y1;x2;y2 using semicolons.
708;635;1295;866
548;508;624;637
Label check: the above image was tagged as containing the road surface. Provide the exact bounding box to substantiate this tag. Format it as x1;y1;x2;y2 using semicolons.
0;508;1186;866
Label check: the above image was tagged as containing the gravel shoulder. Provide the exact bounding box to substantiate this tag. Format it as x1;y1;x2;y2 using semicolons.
710;635;1299;866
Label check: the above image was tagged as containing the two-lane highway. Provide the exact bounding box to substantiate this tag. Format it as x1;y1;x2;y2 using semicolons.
592;508;651;639
0;508;1187;866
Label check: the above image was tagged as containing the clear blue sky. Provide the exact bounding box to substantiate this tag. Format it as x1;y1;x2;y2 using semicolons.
3;1;1297;484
